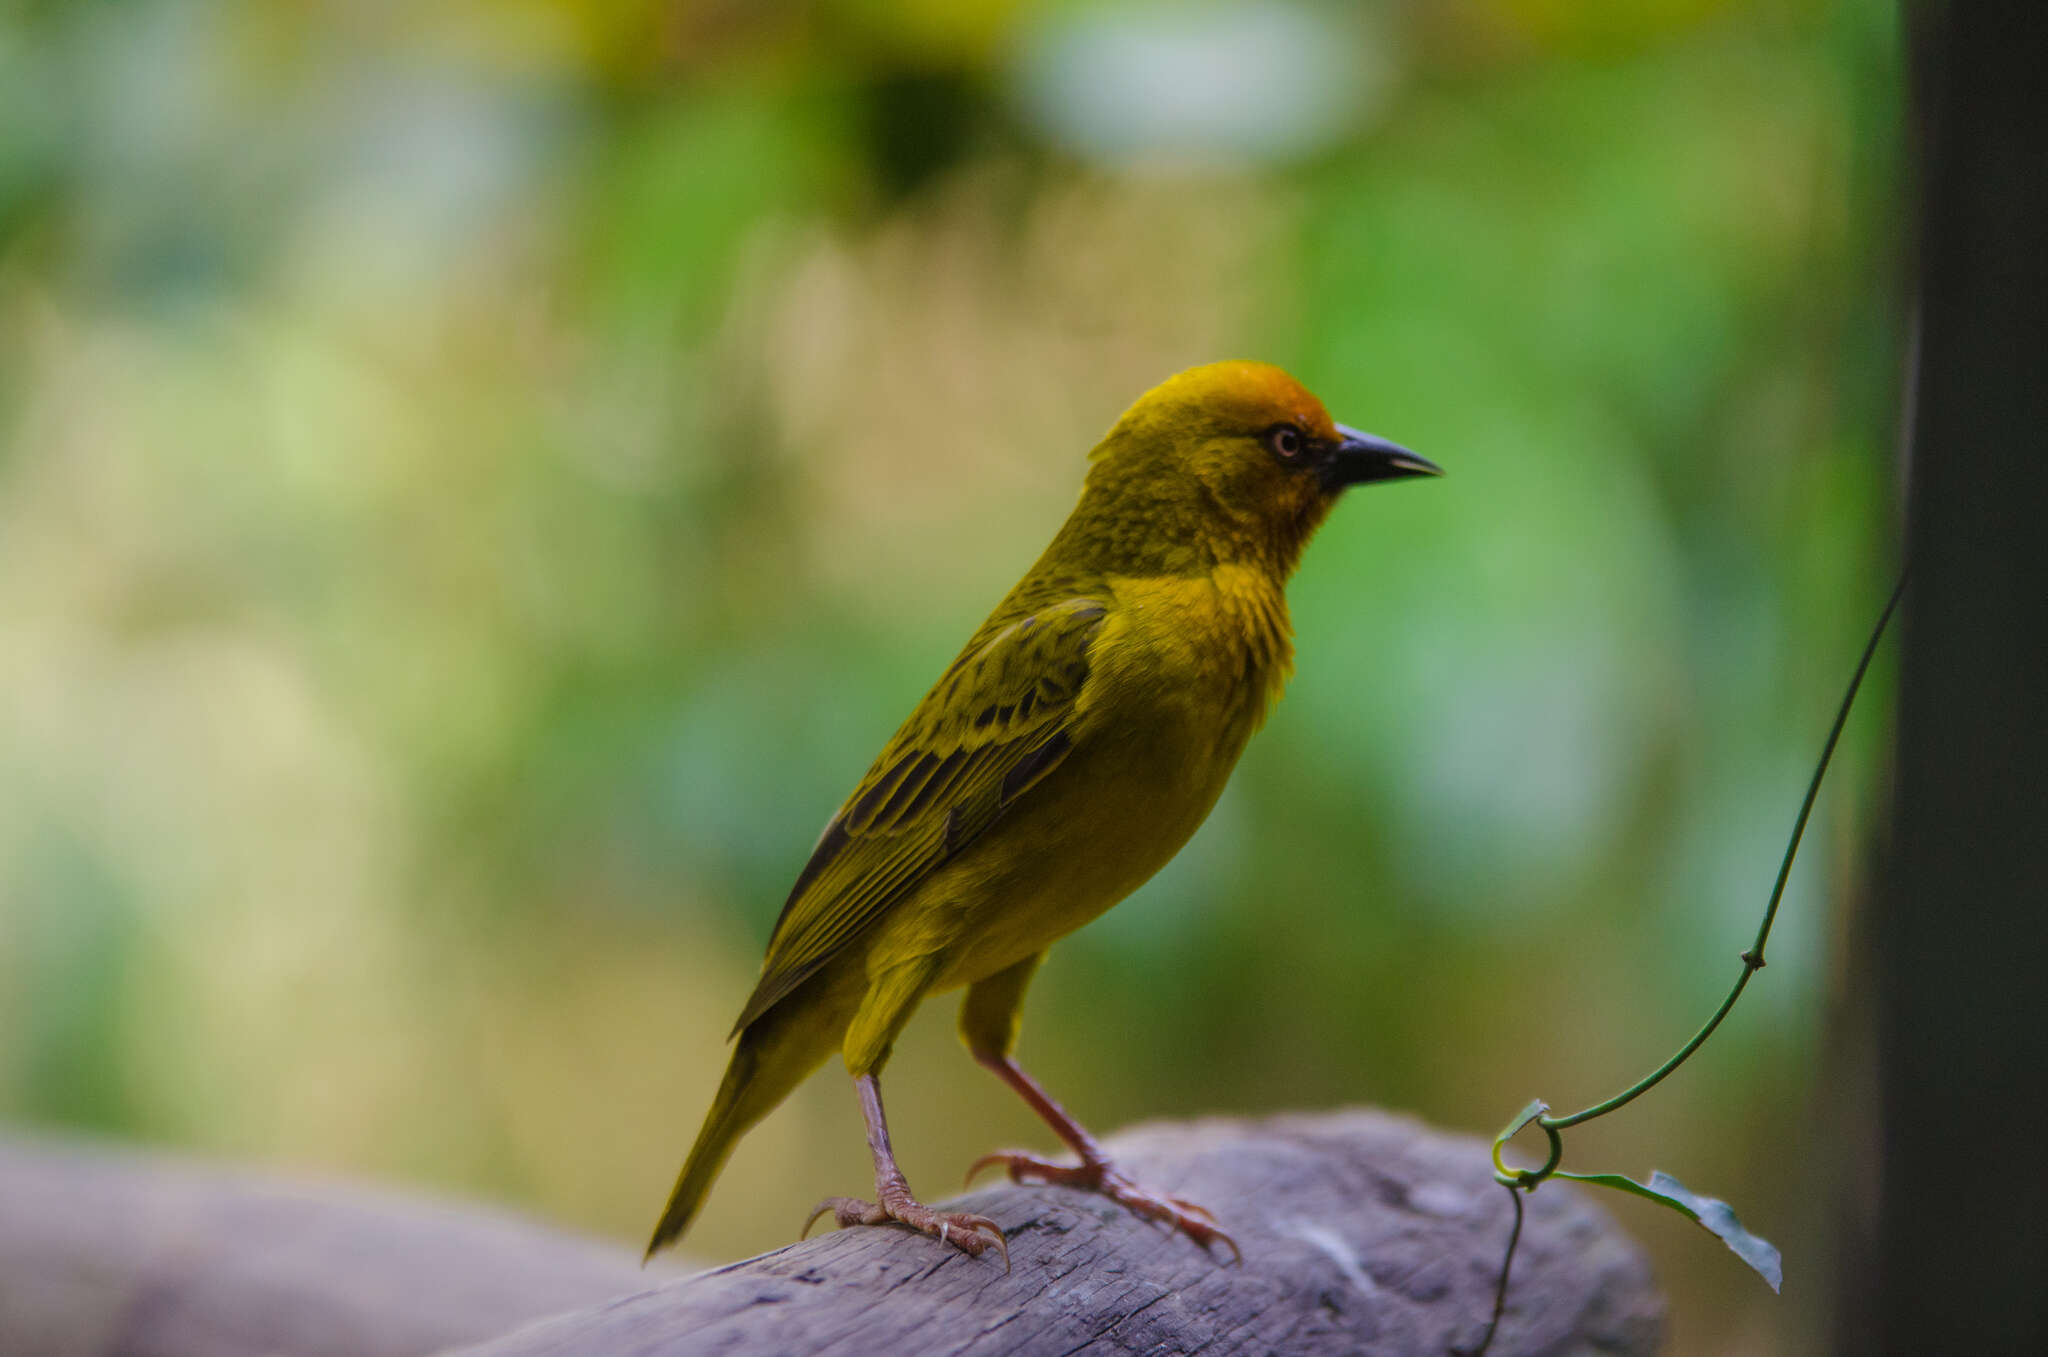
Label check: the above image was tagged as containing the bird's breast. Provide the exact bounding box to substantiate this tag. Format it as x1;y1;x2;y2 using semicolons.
1098;565;1294;740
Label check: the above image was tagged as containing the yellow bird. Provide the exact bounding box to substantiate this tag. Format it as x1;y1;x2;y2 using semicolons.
646;361;1439;1263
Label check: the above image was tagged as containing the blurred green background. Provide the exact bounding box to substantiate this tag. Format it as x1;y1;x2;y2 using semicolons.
0;1;1900;1351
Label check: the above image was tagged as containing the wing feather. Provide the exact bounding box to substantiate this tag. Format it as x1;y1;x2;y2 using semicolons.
729;597;1107;1034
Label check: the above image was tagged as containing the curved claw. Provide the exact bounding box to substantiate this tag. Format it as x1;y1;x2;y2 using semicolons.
955;1213;1012;1274
965;1150;1033;1187
1194;1221;1244;1266
800;1196;861;1240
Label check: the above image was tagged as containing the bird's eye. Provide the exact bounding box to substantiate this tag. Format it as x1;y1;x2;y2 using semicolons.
1265;424;1306;463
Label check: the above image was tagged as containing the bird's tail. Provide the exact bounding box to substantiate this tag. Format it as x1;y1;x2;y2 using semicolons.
644;1017;826;1261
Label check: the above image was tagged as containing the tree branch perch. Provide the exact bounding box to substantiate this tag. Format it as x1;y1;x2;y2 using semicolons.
464;1110;1661;1356
3;1110;1663;1356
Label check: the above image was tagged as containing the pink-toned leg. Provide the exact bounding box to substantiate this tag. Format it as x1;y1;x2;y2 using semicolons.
802;1073;1008;1267
965;1052;1239;1262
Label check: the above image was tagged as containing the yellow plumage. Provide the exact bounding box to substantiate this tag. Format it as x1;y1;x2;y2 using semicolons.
647;361;1439;1261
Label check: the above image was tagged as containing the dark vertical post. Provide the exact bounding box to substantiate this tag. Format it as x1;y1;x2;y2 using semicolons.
1875;3;2048;1353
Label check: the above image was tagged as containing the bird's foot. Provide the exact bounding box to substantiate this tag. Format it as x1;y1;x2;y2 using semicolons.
966;1150;1240;1262
801;1189;1009;1268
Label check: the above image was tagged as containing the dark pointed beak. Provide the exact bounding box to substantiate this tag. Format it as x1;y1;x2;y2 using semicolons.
1323;424;1442;490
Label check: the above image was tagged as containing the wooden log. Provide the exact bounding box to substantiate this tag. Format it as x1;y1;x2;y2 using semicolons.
457;1110;1664;1356
0;1133;665;1357
2;1111;1659;1356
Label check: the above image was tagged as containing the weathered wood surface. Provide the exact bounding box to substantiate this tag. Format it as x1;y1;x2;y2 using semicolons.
0;1134;669;1357
457;1110;1664;1356
2;1111;1660;1356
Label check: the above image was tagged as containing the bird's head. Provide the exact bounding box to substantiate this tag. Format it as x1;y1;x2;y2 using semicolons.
1074;361;1440;577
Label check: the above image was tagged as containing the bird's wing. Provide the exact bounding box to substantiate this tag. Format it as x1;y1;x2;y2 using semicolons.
730;595;1108;1035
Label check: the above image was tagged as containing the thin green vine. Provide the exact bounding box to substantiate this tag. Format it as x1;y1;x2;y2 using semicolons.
1468;570;1907;1353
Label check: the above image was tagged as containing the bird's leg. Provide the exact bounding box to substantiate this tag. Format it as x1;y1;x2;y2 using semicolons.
802;1072;1007;1266
966;1051;1240;1261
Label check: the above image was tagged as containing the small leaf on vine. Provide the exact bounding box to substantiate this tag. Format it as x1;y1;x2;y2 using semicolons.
1561;1169;1783;1292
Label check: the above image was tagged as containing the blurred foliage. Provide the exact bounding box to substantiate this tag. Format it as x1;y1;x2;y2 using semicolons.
0;2;1899;1352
